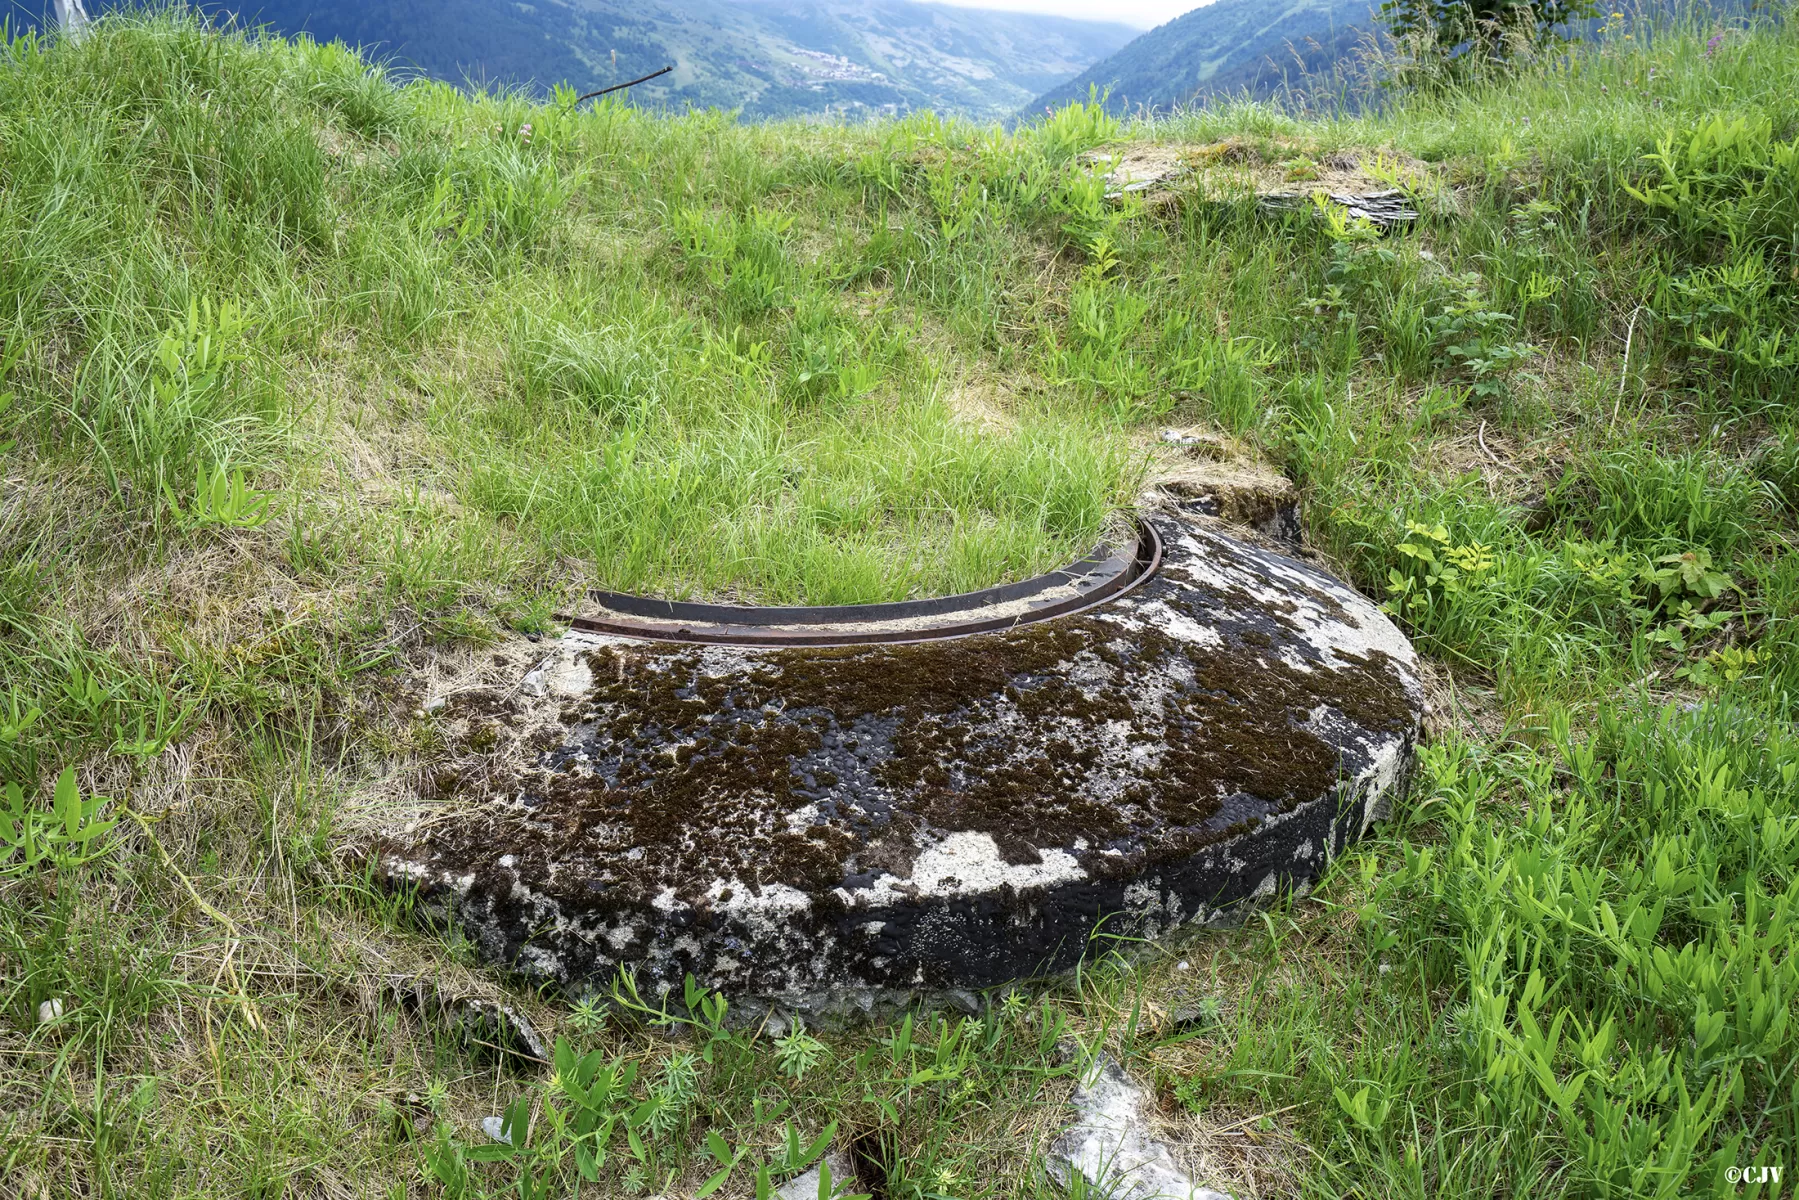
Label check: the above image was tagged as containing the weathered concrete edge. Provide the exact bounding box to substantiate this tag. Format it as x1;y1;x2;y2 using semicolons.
382;724;1413;1025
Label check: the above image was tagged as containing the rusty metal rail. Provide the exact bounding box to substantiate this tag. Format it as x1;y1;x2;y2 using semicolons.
564;521;1163;647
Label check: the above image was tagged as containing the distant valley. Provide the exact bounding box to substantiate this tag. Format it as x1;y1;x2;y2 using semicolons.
25;0;1139;120
13;0;1430;121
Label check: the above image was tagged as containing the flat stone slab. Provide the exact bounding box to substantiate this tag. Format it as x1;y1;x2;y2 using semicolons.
380;512;1422;1016
1085;144;1424;227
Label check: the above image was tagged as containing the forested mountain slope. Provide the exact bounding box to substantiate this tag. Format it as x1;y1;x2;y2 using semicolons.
1029;0;1370;113
12;0;1136;118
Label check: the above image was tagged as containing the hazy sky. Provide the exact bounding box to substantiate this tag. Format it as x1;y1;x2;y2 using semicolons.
931;0;1204;30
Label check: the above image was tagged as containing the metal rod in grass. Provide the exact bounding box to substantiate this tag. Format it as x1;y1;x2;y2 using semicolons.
569;64;674;108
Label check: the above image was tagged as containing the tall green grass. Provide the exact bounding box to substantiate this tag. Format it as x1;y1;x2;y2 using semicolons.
0;13;1138;615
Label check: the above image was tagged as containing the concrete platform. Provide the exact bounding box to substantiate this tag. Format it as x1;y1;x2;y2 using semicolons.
379;511;1423;1019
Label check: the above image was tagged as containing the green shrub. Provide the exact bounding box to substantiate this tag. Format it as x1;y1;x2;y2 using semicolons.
1629;114;1799;393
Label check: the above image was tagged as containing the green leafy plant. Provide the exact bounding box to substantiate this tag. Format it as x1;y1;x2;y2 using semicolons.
1308;230;1536;394
604;974;723;1057
1363;149;1435;198
1045;279;1159;419
162;462;272;529
1052;166;1133;260
1642;547;1733;605
1334;1082;1392;1133
787;307;886;404
1;767;120;877
418;976;873;1200
1305;234;1393;346
1625;114;1799;251
421;1039;653;1197
1677;644;1759;687
114;296;255;498
702;1120;868;1200
1627;114;1799;391
1642;601;1733;655
847;1011;1035;1198
0;692;43;745
541;1036;645;1185
1429;273;1535;398
151;298;248;412
566;993;609;1035
61;660;116;730
0;335;22;454
1366;713;1799;1195
1282;155;1323;182
672;203;796;319
774;1016;827;1082
1385;520;1498;616
925;157;987;245
112;691;195;759
1654;256;1799;386
1315;194;1386;245
1028;90;1120;165
1754;428;1799;511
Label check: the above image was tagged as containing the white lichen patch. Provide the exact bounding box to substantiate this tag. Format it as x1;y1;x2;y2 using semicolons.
844;831;1090;906
1134;600;1226;649
707;879;812;915
1155;524;1419;686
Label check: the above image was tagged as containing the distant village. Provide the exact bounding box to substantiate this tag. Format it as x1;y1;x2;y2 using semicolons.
789;46;889;86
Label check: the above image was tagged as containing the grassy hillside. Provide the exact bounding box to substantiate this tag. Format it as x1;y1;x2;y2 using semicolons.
11;0;1137;119
3;8;1798;1199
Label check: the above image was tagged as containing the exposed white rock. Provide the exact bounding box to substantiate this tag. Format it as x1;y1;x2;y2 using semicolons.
1049;1055;1234;1200
773;1150;858;1200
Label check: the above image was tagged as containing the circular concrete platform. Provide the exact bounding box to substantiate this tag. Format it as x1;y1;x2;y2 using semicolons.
381;511;1423;1018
